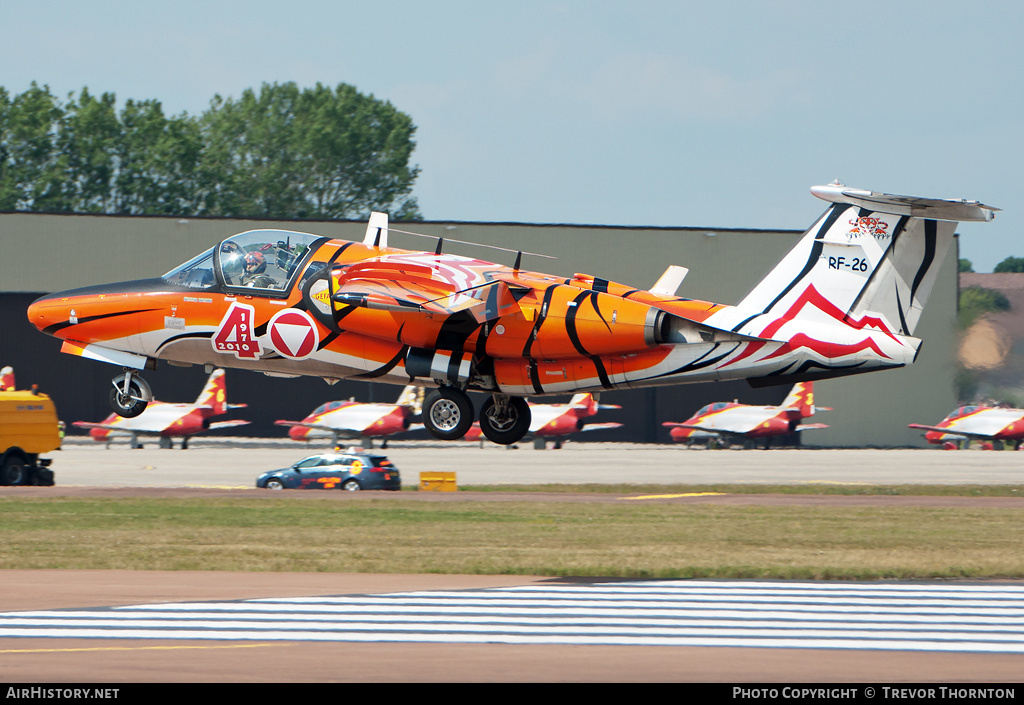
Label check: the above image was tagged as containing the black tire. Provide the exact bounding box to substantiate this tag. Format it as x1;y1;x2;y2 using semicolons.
32;467;55;486
1;455;27;486
109;380;148;418
264;478;285;490
422;388;474;440
342;479;361;491
479;396;531;446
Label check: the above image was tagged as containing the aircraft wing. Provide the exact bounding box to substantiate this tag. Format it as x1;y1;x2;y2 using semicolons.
72;421;161;436
661;422;723;436
275;420;364;435
907;423;974;440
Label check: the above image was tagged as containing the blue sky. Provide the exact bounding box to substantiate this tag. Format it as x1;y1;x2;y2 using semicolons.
3;1;1020;271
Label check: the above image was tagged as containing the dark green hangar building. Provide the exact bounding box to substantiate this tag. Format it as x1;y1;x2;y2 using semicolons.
0;211;959;447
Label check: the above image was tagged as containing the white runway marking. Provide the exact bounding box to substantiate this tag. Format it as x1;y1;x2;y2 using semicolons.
2;580;1023;652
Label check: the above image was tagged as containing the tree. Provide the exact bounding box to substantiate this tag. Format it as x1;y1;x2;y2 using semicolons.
0;81;422;220
958;285;1010;329
199;82;421;220
994;256;1024;273
959;258;974;273
0;83;66;212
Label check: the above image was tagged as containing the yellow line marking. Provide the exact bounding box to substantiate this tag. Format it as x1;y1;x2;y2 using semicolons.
622;492;726;500
0;644;277;654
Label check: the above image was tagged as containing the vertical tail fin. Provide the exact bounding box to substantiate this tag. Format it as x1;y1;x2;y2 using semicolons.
780;382;816;418
196;369;227;414
395;385;423;414
733;183;997;337
569;393;597;416
0;367;14;391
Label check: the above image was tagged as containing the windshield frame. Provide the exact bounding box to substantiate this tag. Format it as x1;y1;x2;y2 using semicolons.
214;230;327;298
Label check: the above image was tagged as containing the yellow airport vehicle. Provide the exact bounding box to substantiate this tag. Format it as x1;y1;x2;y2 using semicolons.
0;386;60;485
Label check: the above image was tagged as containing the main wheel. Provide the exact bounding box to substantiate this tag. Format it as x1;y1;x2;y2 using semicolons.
422;388;474;440
479;396;531;446
109;376;149;418
0;455;26;486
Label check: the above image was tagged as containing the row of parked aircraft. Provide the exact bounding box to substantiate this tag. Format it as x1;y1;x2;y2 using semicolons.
11;363;1021;450
46;364;1024;450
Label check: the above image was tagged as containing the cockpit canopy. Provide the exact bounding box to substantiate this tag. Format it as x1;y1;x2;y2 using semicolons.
944;405;979;421
162;230;322;292
694;402;731;417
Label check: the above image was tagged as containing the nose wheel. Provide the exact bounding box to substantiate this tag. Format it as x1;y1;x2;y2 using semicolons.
422;387;474;440
479;395;531;445
109;370;152;418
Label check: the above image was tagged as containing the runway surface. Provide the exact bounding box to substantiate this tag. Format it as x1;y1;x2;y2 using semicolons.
4;440;1023;681
42;437;1024;487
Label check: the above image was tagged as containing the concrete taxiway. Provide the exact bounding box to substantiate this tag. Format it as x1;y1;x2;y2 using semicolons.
40;437;1024;488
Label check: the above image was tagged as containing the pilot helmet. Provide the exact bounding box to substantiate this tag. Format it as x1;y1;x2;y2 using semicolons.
243;251;266;275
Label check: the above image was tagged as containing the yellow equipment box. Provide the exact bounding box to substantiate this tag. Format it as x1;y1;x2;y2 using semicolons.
419;471;457;492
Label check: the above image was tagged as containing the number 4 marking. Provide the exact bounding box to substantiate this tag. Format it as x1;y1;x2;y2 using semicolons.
212;302;263;359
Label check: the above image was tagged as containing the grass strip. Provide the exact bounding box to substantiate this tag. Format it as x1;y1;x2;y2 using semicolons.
1;495;1022;579
458;483;1024;496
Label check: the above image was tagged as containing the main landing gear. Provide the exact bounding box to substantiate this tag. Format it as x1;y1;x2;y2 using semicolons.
109;369;152;418
422;387;532;445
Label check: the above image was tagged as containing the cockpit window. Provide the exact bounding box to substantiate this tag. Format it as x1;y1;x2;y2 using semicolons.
217;230;321;291
162;248;216;289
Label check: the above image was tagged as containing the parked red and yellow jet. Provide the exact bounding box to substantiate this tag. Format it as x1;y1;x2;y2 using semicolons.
72;368;248;448
27;184;995;446
662;382;829;448
909;404;1024;449
463;392;622;447
275;384;423;448
0;367;14;391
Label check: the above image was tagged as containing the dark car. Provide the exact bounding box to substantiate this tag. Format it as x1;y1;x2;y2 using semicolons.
256;451;401;491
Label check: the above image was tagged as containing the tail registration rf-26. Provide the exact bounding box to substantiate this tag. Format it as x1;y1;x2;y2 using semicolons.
27;183;996;446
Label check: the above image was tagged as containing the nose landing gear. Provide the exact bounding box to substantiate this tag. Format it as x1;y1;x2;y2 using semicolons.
109;369;152;418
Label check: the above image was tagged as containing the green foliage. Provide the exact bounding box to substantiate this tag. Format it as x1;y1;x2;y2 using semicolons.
958;285;1010;329
994;256;1024;273
959;258;974;273
0;81;421;220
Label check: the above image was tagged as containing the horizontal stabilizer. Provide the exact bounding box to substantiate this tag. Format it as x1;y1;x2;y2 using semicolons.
207;420;250;430
811;183;998;222
794;423;829;431
578;423;623;432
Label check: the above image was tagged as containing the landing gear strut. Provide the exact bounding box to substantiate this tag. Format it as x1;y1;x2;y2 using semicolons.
109;369;152;418
422;387;474;440
479;395;531;446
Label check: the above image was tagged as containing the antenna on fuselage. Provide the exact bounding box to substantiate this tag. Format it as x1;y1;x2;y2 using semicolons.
386;225;555;270
363;212;389;248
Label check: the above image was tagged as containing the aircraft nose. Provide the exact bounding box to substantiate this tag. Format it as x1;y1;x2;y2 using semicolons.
26;293;70;336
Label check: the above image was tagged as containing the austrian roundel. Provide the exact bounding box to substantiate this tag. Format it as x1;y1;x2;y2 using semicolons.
267;309;320;360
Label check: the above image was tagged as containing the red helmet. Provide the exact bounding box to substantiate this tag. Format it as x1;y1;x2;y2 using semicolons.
243;251;266;274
